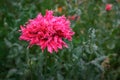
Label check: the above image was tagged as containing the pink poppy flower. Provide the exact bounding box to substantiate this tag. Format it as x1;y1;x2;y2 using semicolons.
19;10;75;53
105;4;112;11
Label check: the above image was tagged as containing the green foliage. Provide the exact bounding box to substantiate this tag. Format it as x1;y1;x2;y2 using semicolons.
0;0;120;80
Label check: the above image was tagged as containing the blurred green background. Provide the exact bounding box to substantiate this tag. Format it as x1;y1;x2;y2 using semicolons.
0;0;120;80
